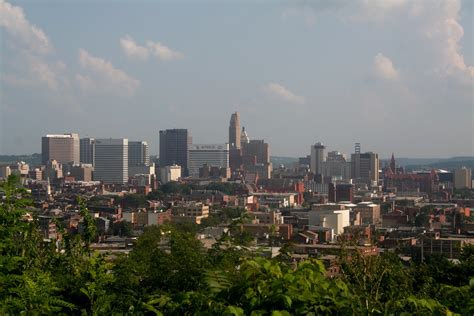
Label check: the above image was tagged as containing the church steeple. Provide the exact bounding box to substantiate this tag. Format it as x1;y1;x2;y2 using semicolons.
390;152;396;174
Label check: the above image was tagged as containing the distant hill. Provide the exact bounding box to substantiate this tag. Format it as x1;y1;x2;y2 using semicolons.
270;156;299;168
381;156;474;171
0;153;41;166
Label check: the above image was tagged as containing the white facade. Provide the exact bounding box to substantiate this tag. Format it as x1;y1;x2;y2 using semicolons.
160;165;181;183
94;139;128;184
188;144;229;178
308;207;350;236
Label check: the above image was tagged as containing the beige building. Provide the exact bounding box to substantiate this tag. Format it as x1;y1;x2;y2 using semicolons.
160;165;181;183
42;133;80;165
172;202;209;224
454;167;472;189
353;202;381;225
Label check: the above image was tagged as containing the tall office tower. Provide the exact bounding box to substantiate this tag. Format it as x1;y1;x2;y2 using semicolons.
128;141;150;167
159;129;192;175
351;150;380;186
42;133;80;165
188;144;229;177
454;167;472;189
229;112;241;149
94;139;128;184
80;138;95;165
324;151;350;179
310;142;325;176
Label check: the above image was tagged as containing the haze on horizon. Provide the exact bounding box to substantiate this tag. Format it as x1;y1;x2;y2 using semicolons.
0;0;473;159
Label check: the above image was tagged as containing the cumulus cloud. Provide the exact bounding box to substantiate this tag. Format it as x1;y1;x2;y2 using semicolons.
374;53;399;80
120;36;183;61
0;0;51;54
77;49;140;97
263;83;306;104
120;35;149;60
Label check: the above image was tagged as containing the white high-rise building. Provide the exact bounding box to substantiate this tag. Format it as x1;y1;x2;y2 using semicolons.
94;139;128;184
310;142;325;176
188;144;229;177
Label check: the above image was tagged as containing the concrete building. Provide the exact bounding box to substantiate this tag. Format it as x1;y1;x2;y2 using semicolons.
188;144;229;178
243;139;270;164
310;142;325;176
351;151;379;186
80;138;95;165
128;141;150;167
229;112;241;149
353;202;381;225
160;165;181;183
69;164;93;182
42;133;80;165
0;165;11;179
454;167;472;189
159;129;191;176
94;138;128;184
172;202;210;224
324;151;350;180
308;204;350;239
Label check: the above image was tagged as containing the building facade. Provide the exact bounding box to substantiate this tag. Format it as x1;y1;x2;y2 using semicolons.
94;138;128;184
454;167;472;189
42;133;80;165
188;144;229;178
128;141;150;167
351;151;379;186
80;138;95;165
159;129;191;175
229;112;241;149
310;142;325;176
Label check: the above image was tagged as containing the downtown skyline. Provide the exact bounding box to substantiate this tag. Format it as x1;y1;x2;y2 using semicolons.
1;0;473;158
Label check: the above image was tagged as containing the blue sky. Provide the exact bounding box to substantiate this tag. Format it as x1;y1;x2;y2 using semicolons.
1;0;473;158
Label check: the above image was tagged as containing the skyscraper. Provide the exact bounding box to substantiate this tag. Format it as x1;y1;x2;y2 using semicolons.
351;150;379;186
80;138;95;165
188;144;229;177
159;129;192;174
94;138;128;184
42;133;80;165
310;142;325;176
128;141;150;167
229;112;241;149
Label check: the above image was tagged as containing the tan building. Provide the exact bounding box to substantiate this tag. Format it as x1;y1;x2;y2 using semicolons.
172;202;209;224
454;167;472;189
353;202;381;225
42;133;80;165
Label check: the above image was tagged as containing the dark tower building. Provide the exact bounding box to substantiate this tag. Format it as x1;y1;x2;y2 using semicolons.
159;129;192;175
229;112;241;149
80;138;95;165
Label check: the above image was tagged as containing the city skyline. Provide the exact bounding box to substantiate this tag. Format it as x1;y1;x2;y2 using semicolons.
1;0;473;158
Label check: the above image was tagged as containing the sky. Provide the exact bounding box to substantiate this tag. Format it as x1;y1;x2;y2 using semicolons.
0;0;473;159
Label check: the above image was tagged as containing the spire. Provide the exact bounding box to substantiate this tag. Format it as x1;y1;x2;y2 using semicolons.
390;152;396;174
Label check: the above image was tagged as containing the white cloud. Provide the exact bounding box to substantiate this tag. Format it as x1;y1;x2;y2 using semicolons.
120;35;149;60
263;82;306;104
146;40;184;61
0;0;51;54
374;53;399;80
77;49;140;97
120;35;183;61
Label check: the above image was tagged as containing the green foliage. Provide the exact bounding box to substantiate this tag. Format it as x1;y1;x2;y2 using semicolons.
116;193;148;208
